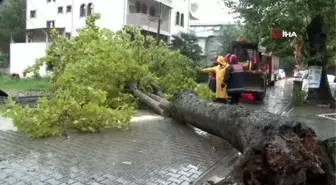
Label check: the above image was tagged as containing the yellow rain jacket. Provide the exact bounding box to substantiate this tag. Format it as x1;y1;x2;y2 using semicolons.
202;56;229;99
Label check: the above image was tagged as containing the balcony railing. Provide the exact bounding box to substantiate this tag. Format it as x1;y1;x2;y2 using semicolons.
126;13;169;34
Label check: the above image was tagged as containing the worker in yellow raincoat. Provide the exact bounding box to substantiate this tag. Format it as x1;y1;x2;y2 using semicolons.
201;56;230;103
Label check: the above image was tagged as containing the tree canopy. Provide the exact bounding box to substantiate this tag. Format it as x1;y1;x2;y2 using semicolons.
223;0;335;62
0;0;25;53
0;14;214;138
217;24;243;54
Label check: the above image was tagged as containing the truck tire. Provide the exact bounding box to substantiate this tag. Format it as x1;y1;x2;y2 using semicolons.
254;76;267;101
253;92;265;101
268;74;277;86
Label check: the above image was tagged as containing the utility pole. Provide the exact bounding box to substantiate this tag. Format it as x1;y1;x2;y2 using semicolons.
156;2;162;45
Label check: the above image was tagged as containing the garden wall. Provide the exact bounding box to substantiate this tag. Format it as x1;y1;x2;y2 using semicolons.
10;43;48;77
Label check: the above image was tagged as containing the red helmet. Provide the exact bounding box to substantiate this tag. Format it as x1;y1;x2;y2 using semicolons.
230;54;238;64
225;53;231;61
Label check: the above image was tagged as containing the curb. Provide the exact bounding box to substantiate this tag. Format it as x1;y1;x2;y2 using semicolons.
276;103;293;116
191;150;240;185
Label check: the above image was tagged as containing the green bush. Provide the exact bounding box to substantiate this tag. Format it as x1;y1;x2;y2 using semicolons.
0;14;214;138
291;88;307;106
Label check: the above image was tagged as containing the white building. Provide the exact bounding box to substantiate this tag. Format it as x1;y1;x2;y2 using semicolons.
190;21;224;65
10;0;199;77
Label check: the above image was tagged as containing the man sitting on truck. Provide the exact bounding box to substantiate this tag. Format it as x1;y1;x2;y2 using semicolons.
222;54;245;104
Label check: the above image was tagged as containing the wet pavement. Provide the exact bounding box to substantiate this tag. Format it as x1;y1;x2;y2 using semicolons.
0;79;294;185
241;79;293;114
285;105;336;140
0;111;233;185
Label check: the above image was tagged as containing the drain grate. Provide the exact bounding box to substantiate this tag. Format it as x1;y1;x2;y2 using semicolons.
317;113;336;121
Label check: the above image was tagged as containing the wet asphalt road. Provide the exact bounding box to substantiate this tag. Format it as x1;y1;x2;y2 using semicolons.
240;78;293;114
0;79;293;185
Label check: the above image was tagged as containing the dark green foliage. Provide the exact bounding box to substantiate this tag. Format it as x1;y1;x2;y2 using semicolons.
169;32;203;62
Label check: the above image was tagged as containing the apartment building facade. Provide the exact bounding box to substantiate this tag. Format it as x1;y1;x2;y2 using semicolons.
25;0;197;42
190;21;224;65
11;0;199;76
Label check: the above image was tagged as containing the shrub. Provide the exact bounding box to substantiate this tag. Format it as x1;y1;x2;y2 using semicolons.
291;88;307;106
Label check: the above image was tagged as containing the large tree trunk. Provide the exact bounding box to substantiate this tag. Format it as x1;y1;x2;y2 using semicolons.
305;15;335;103
127;82;335;185
158;90;335;185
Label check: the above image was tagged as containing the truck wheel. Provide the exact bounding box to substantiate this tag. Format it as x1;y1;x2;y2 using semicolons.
253;92;265;101
268;74;277;86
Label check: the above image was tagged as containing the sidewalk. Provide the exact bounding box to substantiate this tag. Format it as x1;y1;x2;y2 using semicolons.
0;110;230;185
285;105;336;140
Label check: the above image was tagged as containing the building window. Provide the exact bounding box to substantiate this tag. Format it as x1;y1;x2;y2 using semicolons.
87;3;94;15
66;5;72;13
28;34;34;42
149;6;155;17
46;21;55;28
175;12;180;25
30;10;36;18
141;4;147;14
129;4;136;13
80;4;86;17
135;1;141;13
180;13;184;27
65;32;71;38
58;7;63;14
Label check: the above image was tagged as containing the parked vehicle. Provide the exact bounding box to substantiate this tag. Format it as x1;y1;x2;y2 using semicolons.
278;69;286;79
294;70;308;78
302;74;336;98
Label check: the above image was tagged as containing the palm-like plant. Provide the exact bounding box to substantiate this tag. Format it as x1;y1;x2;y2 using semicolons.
169;32;202;62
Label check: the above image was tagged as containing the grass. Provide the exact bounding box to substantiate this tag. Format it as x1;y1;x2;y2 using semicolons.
0;76;51;90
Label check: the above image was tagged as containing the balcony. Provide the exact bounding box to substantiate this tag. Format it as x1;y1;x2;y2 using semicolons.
126;13;170;35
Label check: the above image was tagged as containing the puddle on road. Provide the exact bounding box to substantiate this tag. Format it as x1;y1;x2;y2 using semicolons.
130;115;164;122
0;117;16;131
192;127;210;137
0;114;164;132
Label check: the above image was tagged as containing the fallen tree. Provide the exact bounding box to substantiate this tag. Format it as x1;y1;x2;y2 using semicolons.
0;14;215;138
1;13;334;185
127;83;336;185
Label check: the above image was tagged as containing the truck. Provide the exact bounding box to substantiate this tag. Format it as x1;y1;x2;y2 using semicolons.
230;40;279;101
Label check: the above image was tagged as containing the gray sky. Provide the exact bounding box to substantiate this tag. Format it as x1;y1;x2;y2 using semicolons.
195;0;237;23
